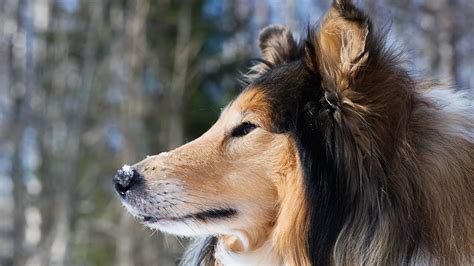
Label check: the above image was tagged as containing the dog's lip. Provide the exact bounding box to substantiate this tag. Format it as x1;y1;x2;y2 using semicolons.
137;214;174;223
141;215;160;223
137;208;237;224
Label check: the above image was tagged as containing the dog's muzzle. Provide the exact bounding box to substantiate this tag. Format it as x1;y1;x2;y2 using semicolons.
113;165;142;196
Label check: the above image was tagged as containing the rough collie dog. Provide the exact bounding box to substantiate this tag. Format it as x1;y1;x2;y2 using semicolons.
113;0;473;265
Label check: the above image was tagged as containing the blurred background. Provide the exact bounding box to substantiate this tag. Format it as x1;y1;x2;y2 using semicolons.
0;0;472;265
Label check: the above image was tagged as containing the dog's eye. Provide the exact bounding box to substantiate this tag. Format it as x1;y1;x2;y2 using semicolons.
231;122;257;137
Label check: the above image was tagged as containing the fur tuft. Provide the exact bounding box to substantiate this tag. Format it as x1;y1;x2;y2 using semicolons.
180;237;217;266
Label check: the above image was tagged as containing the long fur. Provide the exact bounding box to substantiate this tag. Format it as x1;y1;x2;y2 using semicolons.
180;237;217;266
181;1;473;265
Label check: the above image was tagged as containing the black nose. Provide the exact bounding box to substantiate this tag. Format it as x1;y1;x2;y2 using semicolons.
113;166;141;195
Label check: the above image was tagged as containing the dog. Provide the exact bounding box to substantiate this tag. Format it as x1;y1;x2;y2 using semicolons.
113;0;473;264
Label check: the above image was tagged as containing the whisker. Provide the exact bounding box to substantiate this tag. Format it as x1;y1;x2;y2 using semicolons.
167;205;199;235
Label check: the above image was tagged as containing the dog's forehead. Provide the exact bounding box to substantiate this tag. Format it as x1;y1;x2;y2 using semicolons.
219;101;242;125
235;88;275;128
236;88;269;111
218;61;316;133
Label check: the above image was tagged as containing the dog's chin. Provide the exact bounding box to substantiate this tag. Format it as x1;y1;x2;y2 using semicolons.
121;201;238;237
145;219;214;237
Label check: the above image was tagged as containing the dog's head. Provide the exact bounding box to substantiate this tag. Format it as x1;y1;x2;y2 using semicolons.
113;87;297;241
114;0;406;263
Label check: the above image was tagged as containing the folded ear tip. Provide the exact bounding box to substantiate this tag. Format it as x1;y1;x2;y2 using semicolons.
332;0;368;23
259;24;289;35
258;24;292;49
333;0;354;9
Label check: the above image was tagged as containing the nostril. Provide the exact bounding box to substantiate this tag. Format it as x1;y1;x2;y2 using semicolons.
114;179;133;194
113;165;141;194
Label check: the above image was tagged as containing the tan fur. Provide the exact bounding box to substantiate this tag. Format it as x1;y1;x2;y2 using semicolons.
133;91;282;251
271;136;311;265
119;1;473;264
132;84;472;264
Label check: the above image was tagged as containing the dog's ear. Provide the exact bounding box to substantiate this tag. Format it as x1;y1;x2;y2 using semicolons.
246;25;298;82
305;0;372;92
259;24;298;66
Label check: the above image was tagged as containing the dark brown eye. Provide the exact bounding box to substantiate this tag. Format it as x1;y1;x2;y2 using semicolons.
231;122;257;137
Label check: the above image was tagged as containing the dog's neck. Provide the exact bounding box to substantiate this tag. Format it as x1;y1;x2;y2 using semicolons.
214;234;281;265
213;142;306;265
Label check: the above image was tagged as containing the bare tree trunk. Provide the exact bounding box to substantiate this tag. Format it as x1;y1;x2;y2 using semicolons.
0;3;14;265
11;0;35;264
116;213;135;266
438;0;459;86
252;0;270;56
168;4;192;149
421;0;460;86
420;1;441;78
284;0;297;32
48;2;101;265
11;100;27;266
115;1;150;265
28;1;62;264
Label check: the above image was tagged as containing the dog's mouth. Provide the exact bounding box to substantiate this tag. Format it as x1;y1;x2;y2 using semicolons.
137;208;237;224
